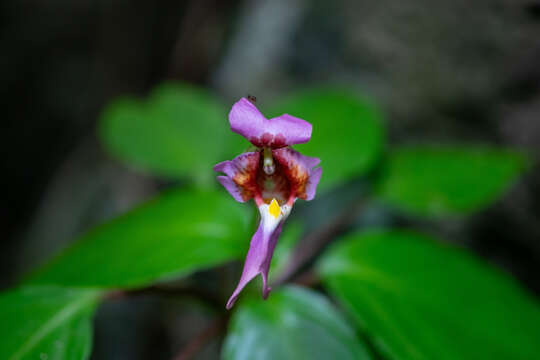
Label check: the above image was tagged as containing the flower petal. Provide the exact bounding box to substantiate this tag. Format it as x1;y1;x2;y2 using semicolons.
226;221;283;309
228;98;267;145
266;114;312;147
226;201;291;309
214;151;260;202
305;166;322;201
216;176;245;202
272;147;322;201
229;98;312;148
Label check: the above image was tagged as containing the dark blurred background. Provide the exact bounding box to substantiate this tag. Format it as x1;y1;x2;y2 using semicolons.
2;0;540;359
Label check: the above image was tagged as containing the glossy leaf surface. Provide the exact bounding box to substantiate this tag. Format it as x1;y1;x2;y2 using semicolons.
318;230;540;360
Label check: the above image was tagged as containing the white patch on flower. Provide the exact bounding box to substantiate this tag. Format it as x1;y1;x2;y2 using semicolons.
258;198;291;234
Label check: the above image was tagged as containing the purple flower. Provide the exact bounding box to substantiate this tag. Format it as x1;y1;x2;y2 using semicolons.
214;97;322;309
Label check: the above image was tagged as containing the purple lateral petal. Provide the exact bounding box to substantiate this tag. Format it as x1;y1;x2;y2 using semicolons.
214;151;260;202
272;147;322;201
213;151;259;178
217;176;245;203
213;160;235;178
226;221;284;309
229;98;312;148
305;166;322;200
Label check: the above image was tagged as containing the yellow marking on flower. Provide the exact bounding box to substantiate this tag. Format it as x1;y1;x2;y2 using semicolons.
268;198;281;219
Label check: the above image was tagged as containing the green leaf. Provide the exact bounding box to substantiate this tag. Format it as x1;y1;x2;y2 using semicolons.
267;88;384;190
0;286;101;360
99;83;243;185
25;189;252;288
376;146;527;216
222;286;371;360
318;230;540;360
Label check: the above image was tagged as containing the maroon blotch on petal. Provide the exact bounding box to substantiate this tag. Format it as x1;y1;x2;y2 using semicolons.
213;151;260;202
272;147;322;201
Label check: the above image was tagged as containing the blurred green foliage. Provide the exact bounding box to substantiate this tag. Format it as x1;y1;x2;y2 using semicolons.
25;189;251;288
268;222;303;279
318;230;540;359
376;146;527;216
1;82;537;360
0;287;101;360
100;83;244;186
223;286;371;360
267;89;384;190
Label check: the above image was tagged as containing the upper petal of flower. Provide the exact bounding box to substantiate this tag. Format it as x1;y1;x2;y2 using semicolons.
214;151;260;202
272;147;322;201
229;98;312;148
